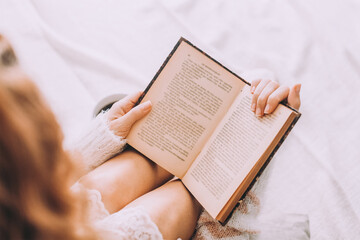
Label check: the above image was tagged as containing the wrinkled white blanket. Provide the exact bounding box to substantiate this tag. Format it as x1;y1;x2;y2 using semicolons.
1;0;360;239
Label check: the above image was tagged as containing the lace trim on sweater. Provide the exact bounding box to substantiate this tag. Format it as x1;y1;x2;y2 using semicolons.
72;183;163;240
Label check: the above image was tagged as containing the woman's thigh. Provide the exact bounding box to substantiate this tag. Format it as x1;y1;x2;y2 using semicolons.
79;147;173;213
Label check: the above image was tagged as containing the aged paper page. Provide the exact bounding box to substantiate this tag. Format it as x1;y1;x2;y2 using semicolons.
127;40;245;177
182;84;292;217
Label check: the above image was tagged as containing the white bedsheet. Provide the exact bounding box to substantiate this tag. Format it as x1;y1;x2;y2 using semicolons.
1;0;360;239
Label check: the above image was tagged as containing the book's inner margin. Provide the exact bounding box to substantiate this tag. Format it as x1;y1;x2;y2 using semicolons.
182;85;294;218
127;40;244;177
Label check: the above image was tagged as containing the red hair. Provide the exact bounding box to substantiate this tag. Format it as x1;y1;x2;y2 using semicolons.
0;35;95;240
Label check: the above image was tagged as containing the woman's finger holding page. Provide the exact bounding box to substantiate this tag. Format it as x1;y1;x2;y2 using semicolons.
256;81;279;116
250;79;261;94
123;100;152;124
287;84;301;110
264;86;290;114
251;79;270;112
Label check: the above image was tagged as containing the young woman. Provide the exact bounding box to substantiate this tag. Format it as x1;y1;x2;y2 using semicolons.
0;35;300;240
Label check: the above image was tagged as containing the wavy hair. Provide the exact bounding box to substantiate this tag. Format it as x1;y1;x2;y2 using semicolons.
0;35;95;240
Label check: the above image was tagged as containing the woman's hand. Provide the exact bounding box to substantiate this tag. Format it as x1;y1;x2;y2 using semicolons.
250;79;301;117
105;91;152;138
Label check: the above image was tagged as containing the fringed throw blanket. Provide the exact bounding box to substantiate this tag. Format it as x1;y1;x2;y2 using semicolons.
192;173;310;240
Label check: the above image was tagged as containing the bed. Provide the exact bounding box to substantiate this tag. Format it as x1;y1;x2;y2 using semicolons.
1;0;359;239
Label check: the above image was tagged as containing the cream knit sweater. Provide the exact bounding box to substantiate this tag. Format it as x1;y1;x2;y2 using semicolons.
72;112;127;173
70;112;163;240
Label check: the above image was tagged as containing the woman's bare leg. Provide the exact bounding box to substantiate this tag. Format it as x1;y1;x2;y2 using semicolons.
79;147;173;213
125;180;202;240
79;149;202;238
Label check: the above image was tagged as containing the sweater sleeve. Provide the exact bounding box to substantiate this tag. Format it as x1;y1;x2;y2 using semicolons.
71;112;127;173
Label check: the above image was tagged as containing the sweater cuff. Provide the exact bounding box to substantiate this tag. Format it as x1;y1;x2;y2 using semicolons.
73;112;127;172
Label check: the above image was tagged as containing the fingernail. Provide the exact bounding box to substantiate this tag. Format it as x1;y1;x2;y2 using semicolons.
256;108;262;116
264;104;270;114
251;86;255;93
296;84;301;94
251;103;256;112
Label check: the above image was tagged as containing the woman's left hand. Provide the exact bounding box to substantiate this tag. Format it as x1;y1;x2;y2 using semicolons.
105;91;152;138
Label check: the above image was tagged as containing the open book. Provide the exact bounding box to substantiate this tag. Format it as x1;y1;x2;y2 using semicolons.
127;37;301;222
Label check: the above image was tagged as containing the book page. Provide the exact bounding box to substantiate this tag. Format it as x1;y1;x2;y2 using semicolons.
127;40;245;177
182;84;293;218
